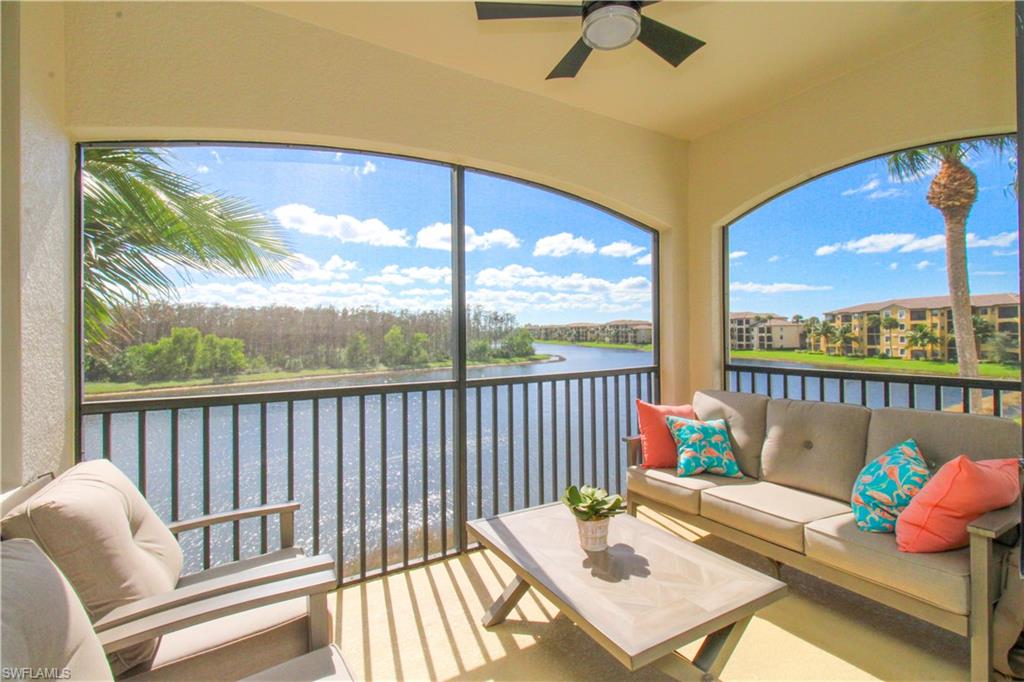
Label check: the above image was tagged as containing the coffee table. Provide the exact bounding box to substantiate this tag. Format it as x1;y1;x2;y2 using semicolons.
468;503;788;681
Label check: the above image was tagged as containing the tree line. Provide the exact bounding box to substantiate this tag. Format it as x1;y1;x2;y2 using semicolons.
85;303;536;383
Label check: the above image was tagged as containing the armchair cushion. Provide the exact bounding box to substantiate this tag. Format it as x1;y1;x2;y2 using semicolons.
1;539;113;681
1;459;183;674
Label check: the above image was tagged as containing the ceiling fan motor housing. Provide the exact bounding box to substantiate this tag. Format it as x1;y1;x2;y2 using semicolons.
581;1;642;51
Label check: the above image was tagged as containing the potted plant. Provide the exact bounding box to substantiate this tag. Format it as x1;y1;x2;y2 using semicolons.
560;485;625;552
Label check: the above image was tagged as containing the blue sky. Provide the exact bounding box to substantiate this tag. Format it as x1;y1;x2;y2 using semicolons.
160;145;654;325
729;143;1019;319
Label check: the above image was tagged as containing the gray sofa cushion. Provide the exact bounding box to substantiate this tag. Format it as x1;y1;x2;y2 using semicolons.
761;399;871;502
804;513;975;615
693;390;769;478
865;407;1021;469
626;466;751;514
701;481;850;552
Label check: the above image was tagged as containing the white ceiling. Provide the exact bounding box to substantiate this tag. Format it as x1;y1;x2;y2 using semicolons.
258;1;1002;141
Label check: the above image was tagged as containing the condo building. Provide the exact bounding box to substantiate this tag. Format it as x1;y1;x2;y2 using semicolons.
528;319;654;345
820;293;1021;361
729;313;805;350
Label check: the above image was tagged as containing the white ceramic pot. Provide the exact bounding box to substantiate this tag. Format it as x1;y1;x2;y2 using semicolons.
576;517;610;552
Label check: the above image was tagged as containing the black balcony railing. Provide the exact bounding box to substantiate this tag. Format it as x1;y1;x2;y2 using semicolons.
79;365;657;583
726;361;1021;418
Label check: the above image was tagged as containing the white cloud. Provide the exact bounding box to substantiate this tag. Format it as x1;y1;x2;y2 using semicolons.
176;280;403;310
888;262;899;270
915;260;932;271
196;164;210;174
867;188;906;200
729;250;748;260
533;232;596;257
209;150;222;164
634;253;652;266
598;240;645;258
289;253;358;281
334;152;344;161
415;222;520;252
768;255;781;263
365;264;451;286
730;282;833;294
473;264;651;309
973;271;1007;276
993;249;1019;257
273;203;409;247
360;160;377;175
841;177;881;196
816;231;1018;256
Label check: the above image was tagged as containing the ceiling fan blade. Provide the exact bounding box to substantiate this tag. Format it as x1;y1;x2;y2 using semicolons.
637;15;705;67
475;2;582;20
546;38;592;79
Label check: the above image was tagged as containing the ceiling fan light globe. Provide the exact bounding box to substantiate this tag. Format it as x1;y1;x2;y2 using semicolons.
581;5;641;51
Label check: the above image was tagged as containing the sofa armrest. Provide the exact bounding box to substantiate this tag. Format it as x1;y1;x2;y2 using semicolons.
967;499;1021;541
93;554;333;632
168;501;300;548
98;568;336;655
623;435;642;467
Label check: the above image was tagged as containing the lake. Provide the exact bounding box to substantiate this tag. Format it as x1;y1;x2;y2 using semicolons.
82;343;655;575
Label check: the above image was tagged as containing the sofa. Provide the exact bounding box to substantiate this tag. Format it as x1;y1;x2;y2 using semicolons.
625;389;1022;681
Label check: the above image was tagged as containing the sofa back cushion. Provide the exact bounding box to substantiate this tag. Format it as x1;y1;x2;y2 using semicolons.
1;459;183;674
693;390;769;478
761;399;872;501
1;539;113;681
866;407;1021;468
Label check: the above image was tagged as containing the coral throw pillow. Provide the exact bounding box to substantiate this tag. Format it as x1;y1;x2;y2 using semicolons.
851;439;931;533
635;400;696;468
896;456;1020;553
666;416;744;479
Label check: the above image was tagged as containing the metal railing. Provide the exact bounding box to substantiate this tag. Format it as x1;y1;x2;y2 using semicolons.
726;362;1021;418
80;365;657;583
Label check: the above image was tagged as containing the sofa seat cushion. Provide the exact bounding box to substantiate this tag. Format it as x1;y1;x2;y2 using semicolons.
701;482;850;552
626;466;751;515
128;598;309;680
804;513;972;615
243;644;354;681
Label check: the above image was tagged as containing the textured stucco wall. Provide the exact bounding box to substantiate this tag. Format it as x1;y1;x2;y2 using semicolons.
2;2;74;487
678;5;1015;400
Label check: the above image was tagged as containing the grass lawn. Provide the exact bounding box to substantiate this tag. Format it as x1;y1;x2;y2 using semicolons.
730;349;1021;379
85;354;552;395
536;340;653;352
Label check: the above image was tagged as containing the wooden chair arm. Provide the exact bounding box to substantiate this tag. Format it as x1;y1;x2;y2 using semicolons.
623;435;642;467
168;501;300;548
98;568;336;654
967;499;1021;540
93;554;334;633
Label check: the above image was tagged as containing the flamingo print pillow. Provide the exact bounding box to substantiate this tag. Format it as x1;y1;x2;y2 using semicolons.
665;416;744;479
851;439;931;533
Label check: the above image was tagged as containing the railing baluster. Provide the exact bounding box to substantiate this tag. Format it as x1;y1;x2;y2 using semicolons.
961;386;969;414
908;383;916;409
402;392;409;566
137;411;147;497
313;398;321;556
522;382;529;509
883;382;891;407
838;378;845;404
380;394;388;572
102;413;112;460
602;376;610;493
358;394;366;579
202;405;211;570
422;390;429;561
259;403;267;554
491;385;498;517
614;375;621;492
934;384;941;411
506;386;514;513
577;379;585;485
800;375;807;400
564;380;571;489
232;405;239;562
171;408;180;524
475;386;482;519
537;381;545;504
589;377;598;489
440;389;448;554
994;389;1002;417
860;380;867;407
550;381;557;500
287;401;295;502
336;397;344;581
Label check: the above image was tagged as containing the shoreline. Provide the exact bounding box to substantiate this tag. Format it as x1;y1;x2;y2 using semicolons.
85;353;566;401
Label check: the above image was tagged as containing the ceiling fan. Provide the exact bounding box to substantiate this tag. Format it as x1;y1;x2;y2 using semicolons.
474;1;705;80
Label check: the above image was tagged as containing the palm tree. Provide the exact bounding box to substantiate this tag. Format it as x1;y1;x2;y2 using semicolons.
751;314;772;351
908;324;940;360
971;315;995;357
837;324;858;357
881;316;900;357
887;136;1015;381
802;317;821;351
83;148;292;347
819;321;837;355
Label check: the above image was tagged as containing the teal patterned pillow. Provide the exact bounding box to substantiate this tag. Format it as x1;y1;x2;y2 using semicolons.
666;416;744;479
851;439;931;533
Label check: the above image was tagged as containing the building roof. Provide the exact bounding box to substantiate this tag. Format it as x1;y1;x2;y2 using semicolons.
826;293;1020;315
606;319;653;327
729;312;780;320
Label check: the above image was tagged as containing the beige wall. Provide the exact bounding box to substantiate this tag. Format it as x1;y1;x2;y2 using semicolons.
679;5;1015;399
1;2;74;488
